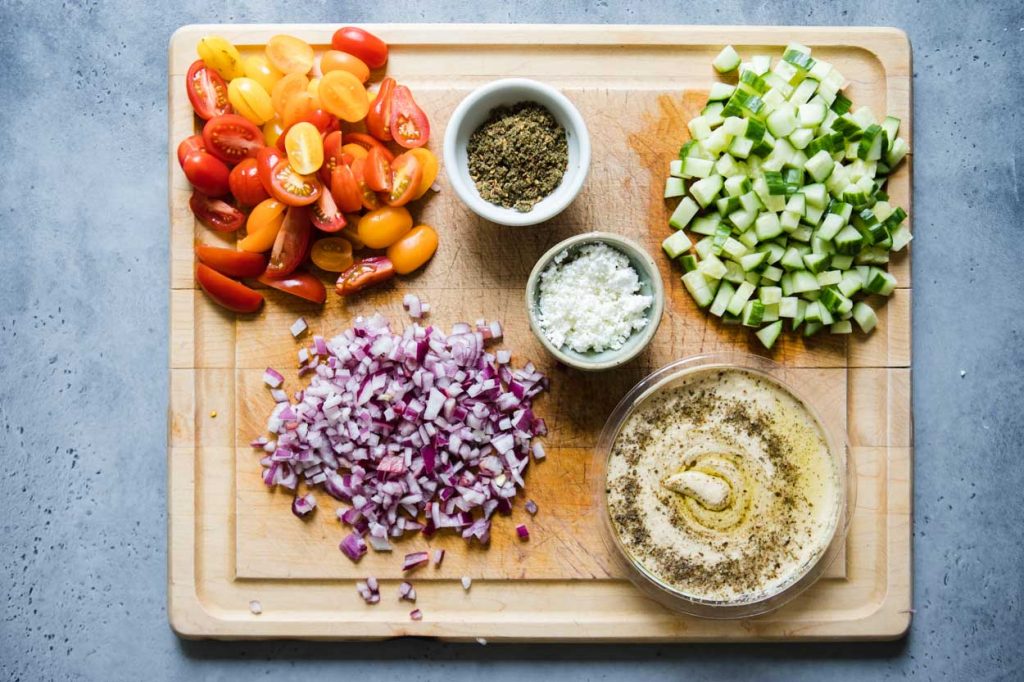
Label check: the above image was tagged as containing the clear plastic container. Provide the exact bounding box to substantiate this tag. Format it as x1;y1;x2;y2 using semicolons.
596;352;855;619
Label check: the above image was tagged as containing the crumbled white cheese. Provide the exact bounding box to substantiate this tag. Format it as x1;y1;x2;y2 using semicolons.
537;243;653;353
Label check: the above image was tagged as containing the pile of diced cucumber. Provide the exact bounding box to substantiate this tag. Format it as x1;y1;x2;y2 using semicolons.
663;42;911;350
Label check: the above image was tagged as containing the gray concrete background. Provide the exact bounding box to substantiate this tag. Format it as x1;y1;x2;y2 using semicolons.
0;0;1021;680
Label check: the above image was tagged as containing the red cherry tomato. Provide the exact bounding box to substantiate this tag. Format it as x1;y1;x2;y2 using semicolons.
197;263;264;313
265;206;312;278
195;244;267;278
189;191;245;232
310;189;346;232
350;157;382;211
258;271;327;304
177;134;206;166
275;109;340;152
336;256;396;296
182;153;231;197
344;133;394;162
228;158;269;206
330;27;388;69
186;60;232;120
202;114;265;165
384;152;423;207
366;77;395;142
390;86;430;149
330;163;363;213
318;130;345;185
364;146;392;192
267;158;322;207
256;146;284;193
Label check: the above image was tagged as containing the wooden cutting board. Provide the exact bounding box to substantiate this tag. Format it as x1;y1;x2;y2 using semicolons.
168;23;912;641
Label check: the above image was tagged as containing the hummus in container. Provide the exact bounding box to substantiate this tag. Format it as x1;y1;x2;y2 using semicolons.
600;355;848;617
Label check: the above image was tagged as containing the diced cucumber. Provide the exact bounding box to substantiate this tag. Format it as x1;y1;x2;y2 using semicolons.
723;259;746;284
865;268;897;295
737;229;759;248
779;296;799;318
724;175;752;197
852;301;878;333
713;45;742;73
804;149;835;182
759;286;782;305
739;190;765;213
760;264;783;282
728;208;757;231
682;270;715;308
755;320;783;349
816;269;842;286
790;270;820;293
725;281;756;316
709;280;736;317
698;253;728;280
741;300;765;327
662;230;693;259
690;174;724;208
740;252;768;272
680;156;715;178
780;210;801;232
669;197;700;230
664;177;686;198
830;320;853;334
834;225;865;254
798;101;827;128
767;106;798;138
721;237;748;260
690;213;721;236
802;252;830;273
708;82;737;101
886;137;909;167
678;254;699;272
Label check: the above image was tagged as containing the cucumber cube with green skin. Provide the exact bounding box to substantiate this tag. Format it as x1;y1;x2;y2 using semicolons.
721;237;748;260
723;260;746;284
780;210;801;232
680;156;714;178
802;253;830;273
716;196;742;215
709;280;736;316
785;193;807;215
865;268;897;295
690;175;724;208
759;286;782;305
829;254;854;270
677;254;699;272
664;177;686;198
669;197;700;230
741;300;766;327
803;321;824;336
740;252;768;272
728;209;757;232
708;82;737;102
789;127;814;150
724;175;751;197
726;281;756;316
834;225;865;254
852;301;878;333
690;214;722;236
662;230;693;259
760;264;783;282
754;212;784;240
755;320;784;349
681;271;714;308
713;45;742;73
739;191;765;213
830;320;853;334
816;213;845;240
778;296;799;318
695;236;714;259
790;270;820;293
697;253;728;280
804;149;835;182
781;247;805;271
737;229;759;248
816;269;842;286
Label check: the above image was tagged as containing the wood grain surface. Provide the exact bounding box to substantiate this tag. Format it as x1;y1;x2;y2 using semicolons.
168;23;912;641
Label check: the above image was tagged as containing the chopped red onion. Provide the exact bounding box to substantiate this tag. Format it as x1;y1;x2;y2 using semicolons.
432;549;445;567
532;442;546;461
515;524;529;540
461;576;472;590
525;499;538;515
410;608;423;621
291;493;317;517
402;551;429;571
402;294;425;319
290;317;308;338
356;578;380;604
399;581;417;602
254;313;549;556
249;599;262;615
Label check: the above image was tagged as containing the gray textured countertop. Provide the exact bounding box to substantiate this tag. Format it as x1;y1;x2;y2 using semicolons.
1;1;1022;679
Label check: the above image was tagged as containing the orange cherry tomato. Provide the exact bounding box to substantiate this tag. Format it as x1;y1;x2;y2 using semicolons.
340;223;366;250
330;163;363;214
387;225;438;275
228;158;269;206
320;50;370;83
195;244;268;278
186;60;231;120
259;271;326;304
281;90;319;128
265;34;315;75
364;146;392;193
390;86;430;149
243;55;284;94
262;118;285;147
385;151;423;207
197;263;264;313
202;114;265;165
310;237;354;272
408;148;439;199
342;143;368;160
336;257;396;296
239;199;286;252
319;131;344;185
310;189;346;232
331;27;389;69
350;157;382;211
265;206;312;279
318;70;369;123
189;190;245;231
366;77;394;141
344;133;394;162
357;206;412;249
271;73;309;117
284;121;324;175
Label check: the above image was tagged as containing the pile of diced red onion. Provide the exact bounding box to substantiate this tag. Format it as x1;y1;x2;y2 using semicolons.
252;311;548;561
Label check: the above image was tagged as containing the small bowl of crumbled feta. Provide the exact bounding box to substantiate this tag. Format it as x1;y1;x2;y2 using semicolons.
526;232;664;371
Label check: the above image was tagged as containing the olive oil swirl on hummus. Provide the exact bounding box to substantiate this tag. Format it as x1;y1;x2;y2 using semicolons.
606;368;840;603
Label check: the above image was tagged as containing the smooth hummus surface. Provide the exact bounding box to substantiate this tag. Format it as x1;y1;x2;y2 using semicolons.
606;367;840;603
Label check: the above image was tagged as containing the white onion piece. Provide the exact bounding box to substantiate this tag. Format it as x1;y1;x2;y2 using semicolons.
290;317;308;338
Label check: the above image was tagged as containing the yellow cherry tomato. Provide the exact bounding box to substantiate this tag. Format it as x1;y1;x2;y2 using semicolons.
281;91;318;128
227;78;274;125
387;225;439;275
196;36;245;80
243;55;284;93
408;148;440;199
305;77;323;108
310;237;354;272
285;122;324;175
318;70;369;123
357;207;413;249
265;34;315;75
320;50;370;83
271;73;309;117
262;118;285;147
239;199;287;252
342;143;368;161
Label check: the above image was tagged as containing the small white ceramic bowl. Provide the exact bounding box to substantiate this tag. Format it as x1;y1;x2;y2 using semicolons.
443;78;591;226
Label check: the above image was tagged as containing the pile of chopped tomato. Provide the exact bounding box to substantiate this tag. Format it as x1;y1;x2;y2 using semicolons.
179;27;440;314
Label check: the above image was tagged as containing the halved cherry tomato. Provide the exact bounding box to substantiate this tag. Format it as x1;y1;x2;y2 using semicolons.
387;224;438;275
281;90;319;128
385;151;423;207
239;199;286;252
319;131;345;185
271;73;309;117
350;157;382;211
265;34;315;75
284;122;324;175
364;146;392;193
344;133;394;162
310;237;354;272
258;271;327;304
390;86;430;149
186;60;231;120
319;50;370;83
318;70;369;123
197;263;264;313
177;134;206;166
227;77;274;125
196;36;245;80
408;148;439;199
189;191;245;232
202;114;264;165
276;110;340;152
339;223;366;250
267;159;321;207
306;78;324;109
330;163;363;213
336;256;396;296
310;189;346;232
243;55;284;94
331;27;389;69
357;206;412;249
262;118;285;147
265;206;312;279
342;143;368;160
228;158;269;206
195;244;268;278
182;152;231;196
366;77;395;142
256;147;284;193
